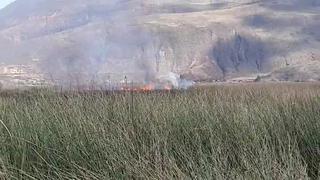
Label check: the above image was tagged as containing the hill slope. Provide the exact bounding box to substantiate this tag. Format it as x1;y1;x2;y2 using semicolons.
0;0;319;83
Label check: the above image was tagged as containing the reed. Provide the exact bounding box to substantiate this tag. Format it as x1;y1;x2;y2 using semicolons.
0;83;319;179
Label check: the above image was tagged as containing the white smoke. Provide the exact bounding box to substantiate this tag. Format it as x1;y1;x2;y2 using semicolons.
37;0;196;89
157;72;194;89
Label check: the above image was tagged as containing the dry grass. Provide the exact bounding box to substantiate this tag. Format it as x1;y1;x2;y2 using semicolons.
0;83;320;179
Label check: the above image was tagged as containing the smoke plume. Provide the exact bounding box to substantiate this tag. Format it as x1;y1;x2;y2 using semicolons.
39;0;159;87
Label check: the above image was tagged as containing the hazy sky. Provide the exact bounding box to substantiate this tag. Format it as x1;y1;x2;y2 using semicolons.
0;0;15;9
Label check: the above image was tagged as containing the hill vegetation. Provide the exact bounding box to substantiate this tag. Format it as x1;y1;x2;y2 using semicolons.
0;0;319;83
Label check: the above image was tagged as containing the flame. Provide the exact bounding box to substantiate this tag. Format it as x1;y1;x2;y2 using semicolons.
141;84;155;92
164;84;172;91
119;83;173;92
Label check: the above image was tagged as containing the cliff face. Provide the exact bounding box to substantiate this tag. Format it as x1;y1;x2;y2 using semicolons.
0;0;319;83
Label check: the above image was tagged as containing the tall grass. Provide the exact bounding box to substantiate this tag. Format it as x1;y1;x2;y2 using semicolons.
0;83;320;179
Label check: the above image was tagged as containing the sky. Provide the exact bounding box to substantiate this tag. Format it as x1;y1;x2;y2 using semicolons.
0;0;15;9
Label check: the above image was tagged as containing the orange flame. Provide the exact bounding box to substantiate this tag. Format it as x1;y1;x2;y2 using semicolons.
164;84;172;91
119;83;174;92
141;84;155;92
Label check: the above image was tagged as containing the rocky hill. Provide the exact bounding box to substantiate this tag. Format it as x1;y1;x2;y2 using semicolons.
0;0;319;85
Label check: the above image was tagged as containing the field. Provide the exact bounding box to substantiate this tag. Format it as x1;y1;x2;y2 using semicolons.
0;83;320;179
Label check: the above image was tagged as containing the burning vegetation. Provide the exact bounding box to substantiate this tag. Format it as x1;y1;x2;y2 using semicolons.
120;83;173;92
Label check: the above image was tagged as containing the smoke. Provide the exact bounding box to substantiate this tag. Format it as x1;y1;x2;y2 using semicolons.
157;72;194;89
39;0;162;87
39;0;197;89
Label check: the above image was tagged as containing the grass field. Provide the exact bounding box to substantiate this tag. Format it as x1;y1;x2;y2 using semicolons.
0;83;320;179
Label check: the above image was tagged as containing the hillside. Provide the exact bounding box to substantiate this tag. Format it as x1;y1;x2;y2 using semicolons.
0;0;319;85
